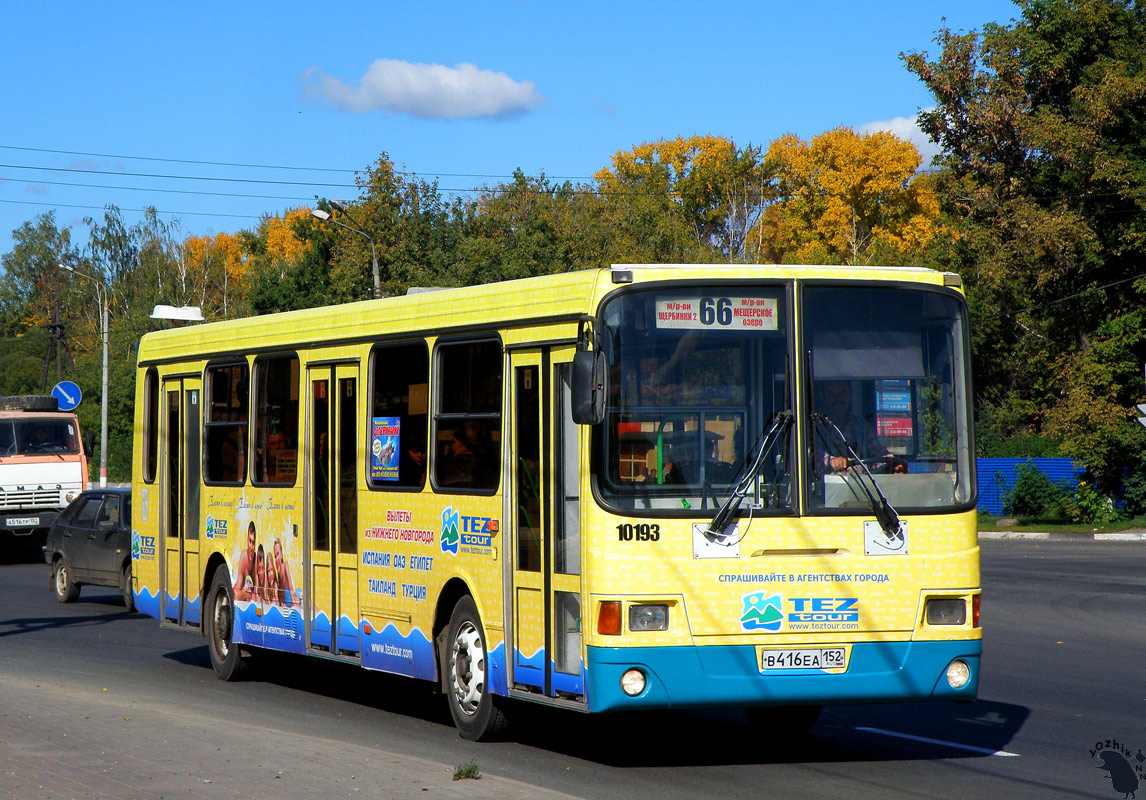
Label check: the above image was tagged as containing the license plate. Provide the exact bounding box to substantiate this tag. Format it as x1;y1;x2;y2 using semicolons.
760;647;846;671
6;517;39;528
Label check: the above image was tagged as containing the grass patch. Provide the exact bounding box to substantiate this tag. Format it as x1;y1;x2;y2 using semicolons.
978;512;1146;534
453;760;481;781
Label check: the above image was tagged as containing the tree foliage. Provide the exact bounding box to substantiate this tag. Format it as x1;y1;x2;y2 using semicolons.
753;127;939;265
904;0;1146;491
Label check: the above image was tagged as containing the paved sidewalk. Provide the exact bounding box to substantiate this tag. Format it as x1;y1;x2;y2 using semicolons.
979;528;1146;541
0;674;583;800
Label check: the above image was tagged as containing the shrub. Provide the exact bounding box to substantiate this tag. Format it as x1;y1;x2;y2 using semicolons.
1003;462;1070;519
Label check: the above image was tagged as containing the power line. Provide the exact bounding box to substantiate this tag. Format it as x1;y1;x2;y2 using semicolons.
5;177;313;203
0;198;263;221
0;143;597;181
0;162;355;189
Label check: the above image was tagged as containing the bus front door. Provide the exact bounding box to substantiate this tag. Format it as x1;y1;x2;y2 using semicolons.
307;364;361;656
160;378;202;629
509;348;584;702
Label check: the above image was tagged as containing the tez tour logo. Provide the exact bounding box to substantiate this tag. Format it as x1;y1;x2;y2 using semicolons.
740;592;783;632
440;507;460;556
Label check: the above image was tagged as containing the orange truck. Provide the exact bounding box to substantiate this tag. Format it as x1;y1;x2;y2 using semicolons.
0;396;91;556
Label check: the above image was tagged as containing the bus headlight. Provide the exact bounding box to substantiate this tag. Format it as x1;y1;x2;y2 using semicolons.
946;659;971;689
64;490;79;503
628;604;668;632
925;598;967;625
620;668;646;696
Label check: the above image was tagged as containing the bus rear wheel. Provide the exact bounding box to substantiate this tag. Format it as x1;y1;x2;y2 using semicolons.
445;596;507;741
205;564;248;681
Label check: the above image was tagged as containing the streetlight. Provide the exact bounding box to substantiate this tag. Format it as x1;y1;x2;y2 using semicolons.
311;200;382;298
58;263;110;488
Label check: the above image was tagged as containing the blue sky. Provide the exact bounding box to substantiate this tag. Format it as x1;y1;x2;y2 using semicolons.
0;1;1021;260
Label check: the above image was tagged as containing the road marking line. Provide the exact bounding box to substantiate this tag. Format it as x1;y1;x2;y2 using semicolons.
855;726;1020;757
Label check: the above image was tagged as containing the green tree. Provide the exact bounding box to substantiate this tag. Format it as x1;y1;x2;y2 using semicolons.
904;0;1146;491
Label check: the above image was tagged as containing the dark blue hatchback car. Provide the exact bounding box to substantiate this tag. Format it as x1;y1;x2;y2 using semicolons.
43;487;133;610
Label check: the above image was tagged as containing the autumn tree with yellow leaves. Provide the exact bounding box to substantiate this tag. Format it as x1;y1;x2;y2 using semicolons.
594;135;770;262
751;127;938;265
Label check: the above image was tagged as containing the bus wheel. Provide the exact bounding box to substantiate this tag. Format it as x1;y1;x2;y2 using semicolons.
745;704;822;734
54;558;79;603
445;596;507;741
205;564;248;681
121;562;135;612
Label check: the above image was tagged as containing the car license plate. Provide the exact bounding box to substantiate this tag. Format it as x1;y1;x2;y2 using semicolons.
6;517;39;528
759;647;846;671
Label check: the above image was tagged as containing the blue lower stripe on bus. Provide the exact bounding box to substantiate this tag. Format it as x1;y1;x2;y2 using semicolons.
359;623;436;681
184;595;201;626
584;640;981;713
136;586;160;619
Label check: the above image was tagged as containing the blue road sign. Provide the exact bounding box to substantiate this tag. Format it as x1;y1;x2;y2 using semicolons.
52;381;82;411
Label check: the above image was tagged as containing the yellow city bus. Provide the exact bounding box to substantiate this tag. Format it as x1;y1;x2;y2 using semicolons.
131;264;980;740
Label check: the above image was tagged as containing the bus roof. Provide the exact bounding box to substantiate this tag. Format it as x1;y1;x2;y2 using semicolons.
137;264;955;366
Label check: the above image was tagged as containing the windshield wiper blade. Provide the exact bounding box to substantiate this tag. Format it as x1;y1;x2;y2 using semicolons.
812;413;902;540
703;411;792;542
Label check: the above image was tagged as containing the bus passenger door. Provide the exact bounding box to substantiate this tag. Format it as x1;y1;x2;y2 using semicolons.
509;348;584;700
307;364;360;656
160;378;202;628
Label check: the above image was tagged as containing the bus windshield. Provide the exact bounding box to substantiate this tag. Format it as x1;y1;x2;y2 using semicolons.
805;285;972;512
597;286;791;511
595;281;972;515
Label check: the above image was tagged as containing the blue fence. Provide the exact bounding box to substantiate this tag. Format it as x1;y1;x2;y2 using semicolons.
976;457;1084;516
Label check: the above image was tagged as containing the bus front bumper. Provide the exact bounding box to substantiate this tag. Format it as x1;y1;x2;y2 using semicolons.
585;639;981;713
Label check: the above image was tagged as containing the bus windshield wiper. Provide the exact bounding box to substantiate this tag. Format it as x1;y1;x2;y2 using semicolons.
812;413;902;540
702;411;792;543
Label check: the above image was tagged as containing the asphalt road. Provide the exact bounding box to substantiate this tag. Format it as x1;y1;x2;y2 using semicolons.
1;540;1140;799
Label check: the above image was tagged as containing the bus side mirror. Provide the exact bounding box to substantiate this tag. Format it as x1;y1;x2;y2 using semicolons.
571;350;606;425
83;431;95;458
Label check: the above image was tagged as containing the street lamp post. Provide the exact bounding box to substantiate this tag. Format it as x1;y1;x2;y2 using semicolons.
58;264;110;488
311;200;382;298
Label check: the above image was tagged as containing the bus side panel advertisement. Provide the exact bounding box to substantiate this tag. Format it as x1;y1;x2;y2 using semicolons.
222;510;306;654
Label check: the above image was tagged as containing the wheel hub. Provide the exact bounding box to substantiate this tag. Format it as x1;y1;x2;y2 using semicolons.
450;621;486;716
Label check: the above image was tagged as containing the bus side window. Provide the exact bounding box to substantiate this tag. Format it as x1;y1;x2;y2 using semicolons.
205;361;249;484
369;341;429;490
432;339;502;493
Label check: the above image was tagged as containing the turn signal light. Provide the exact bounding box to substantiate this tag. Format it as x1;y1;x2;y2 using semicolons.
598;601;621;635
973;594;981;628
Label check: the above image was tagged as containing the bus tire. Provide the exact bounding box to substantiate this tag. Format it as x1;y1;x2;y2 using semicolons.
745;704;822;734
121;562;135;612
54;558;79;603
0;395;58;411
445;596;508;741
205;564;248;681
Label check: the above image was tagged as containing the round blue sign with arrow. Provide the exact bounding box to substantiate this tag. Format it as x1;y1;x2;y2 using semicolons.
52;381;82;411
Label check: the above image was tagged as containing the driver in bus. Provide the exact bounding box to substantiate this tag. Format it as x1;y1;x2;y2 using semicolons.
815;380;906;474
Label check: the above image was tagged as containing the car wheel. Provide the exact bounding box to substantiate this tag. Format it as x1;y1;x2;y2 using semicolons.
204;564;248;681
121;562;135;612
444;595;508;741
54;558;79;603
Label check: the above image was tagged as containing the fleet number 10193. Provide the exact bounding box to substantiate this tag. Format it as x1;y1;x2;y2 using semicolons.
617;523;660;542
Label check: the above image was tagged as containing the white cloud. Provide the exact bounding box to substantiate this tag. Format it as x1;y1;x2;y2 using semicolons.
858;111;942;169
303;59;545;121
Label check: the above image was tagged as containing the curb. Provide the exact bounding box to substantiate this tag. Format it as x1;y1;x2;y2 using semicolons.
979;530;1146;541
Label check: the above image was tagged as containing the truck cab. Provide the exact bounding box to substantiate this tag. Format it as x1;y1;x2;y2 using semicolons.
0;396;90;557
